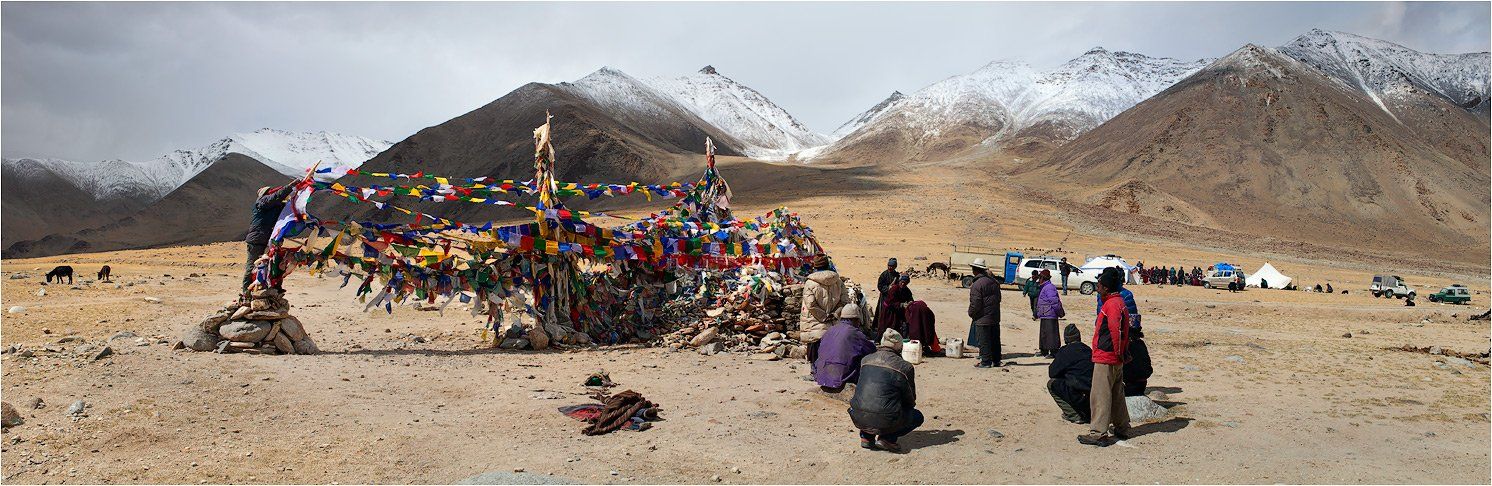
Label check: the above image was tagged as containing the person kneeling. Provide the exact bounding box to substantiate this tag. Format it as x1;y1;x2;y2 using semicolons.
814;304;877;393
848;329;923;452
1047;324;1093;423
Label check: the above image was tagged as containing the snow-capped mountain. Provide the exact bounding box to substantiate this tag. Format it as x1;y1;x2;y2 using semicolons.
809;48;1211;162
1277;29;1491;118
833;91;904;138
648;66;830;160
3;129;392;202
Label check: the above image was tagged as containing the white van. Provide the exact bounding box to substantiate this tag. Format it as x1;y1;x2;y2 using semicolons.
1016;256;1098;294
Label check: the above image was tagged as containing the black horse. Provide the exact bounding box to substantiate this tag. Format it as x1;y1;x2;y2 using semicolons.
97;265;112;282
45;265;74;285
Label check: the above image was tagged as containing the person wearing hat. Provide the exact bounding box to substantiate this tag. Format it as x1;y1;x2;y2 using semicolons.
243;183;297;291
1058;257;1082;295
1047;323;1094;423
877;258;900;295
849;329;923;452
814;304;877;393
875;274;914;337
1036;269;1065;358
1094;266;1140;330
1123;322;1153;396
967;257;1003;368
1079;267;1132;446
800;254;851;366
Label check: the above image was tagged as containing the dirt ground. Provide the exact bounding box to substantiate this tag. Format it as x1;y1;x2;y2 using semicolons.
2;164;1489;484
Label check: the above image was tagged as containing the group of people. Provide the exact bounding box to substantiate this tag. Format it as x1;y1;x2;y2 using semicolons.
875;259;941;356
805;254;1155;450
799;256;924;452
1135;262;1202;286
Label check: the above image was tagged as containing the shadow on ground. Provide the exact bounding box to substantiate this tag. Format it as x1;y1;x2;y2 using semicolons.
898;429;966;451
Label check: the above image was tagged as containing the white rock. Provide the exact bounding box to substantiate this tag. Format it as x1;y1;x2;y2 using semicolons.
1126;395;1169;423
143;297;162;304
7;306;25;314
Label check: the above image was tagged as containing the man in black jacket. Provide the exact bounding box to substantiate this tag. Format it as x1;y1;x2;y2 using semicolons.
1059;257;1082;295
967;258;1002;368
243;184;296;291
849;329;922;453
1123;325;1153;396
1048;323;1094;423
877;258;900;294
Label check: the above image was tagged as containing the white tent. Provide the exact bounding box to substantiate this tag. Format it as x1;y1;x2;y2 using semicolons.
1081;255;1138;284
1246;263;1292;289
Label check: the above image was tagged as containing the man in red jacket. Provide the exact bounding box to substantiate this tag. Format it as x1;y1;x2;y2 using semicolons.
1079;267;1131;446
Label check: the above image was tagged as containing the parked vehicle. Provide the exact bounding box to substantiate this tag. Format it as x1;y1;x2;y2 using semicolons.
1370;275;1416;299
1202;267;1247;289
948;244;1004;288
1427;284;1471;304
1015;256;1099;294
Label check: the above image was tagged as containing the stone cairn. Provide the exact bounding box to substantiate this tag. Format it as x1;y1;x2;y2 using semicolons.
177;288;318;355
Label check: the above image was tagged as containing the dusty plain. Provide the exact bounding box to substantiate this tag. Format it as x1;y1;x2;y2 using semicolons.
2;163;1489;484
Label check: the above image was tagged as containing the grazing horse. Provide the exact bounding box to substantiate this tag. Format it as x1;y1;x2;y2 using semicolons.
45;265;74;285
926;262;950;279
97;265;112;282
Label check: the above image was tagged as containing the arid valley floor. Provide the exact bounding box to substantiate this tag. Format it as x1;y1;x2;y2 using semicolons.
2;163;1489;484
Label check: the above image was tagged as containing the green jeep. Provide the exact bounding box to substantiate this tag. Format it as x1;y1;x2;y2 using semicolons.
1427;285;1472;305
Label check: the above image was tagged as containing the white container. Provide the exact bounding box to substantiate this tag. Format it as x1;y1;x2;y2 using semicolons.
901;339;923;364
944;338;964;358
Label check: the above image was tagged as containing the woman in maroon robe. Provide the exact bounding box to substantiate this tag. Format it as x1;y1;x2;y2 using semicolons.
875;276;913;336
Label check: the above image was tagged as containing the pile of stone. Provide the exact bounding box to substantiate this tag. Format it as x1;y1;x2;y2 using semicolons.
178;288;318;355
658;273;864;360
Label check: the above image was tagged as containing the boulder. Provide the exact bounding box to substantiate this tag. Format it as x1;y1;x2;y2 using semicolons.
786;345;808;360
25;397;44;409
109;331;138;342
67;400;86;416
230;306;251;321
251;288;282;300
291;336;319;355
219;321;273;343
1125;395;1169;423
499;338;531;350
528;326;551;351
91;346;113;361
698;342;722;355
244;310;290;320
272;333;295;354
1;402;22;428
7;306;25;314
180;327;221;351
277;317;308;341
690;327;719;347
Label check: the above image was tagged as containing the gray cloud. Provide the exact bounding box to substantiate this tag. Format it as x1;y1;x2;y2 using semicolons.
3;1;1487;162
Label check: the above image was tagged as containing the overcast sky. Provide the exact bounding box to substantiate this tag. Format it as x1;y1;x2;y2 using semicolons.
3;1;1488;162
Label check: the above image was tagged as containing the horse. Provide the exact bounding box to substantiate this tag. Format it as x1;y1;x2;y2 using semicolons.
926;262;950;279
97;265;112;282
45;266;73;285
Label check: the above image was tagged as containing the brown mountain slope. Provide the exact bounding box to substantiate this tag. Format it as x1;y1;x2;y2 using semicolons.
1;160;147;247
3;153;290;258
1015;45;1490;263
318;73;749;224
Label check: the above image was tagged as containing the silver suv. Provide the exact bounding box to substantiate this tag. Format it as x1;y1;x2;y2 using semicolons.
1370;275;1416;299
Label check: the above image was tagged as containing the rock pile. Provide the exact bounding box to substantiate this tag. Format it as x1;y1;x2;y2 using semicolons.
658;272;865;359
179;289;318;355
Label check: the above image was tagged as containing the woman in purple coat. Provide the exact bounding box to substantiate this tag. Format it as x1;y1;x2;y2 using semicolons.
1035;270;1066;358
814;304;877;392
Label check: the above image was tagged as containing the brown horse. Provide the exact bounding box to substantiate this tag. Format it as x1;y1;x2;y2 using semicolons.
97;265;112;282
926;262;950;278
